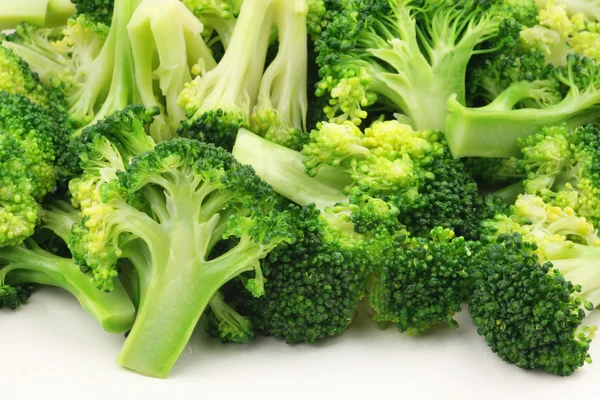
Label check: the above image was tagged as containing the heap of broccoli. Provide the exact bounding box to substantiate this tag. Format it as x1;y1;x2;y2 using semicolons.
2;0;600;381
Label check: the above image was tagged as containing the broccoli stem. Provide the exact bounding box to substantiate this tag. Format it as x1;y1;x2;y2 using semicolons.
253;0;308;133
232;128;351;210
128;0;214;141
116;213;270;378
91;0;140;124
546;244;600;312
0;0;75;30
45;0;77;26
0;244;135;333
444;88;600;158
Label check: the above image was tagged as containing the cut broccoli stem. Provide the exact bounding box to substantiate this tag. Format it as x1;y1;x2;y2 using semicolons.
45;0;77;26
116;214;272;378
232;128;351;210
0;0;75;30
0;243;135;333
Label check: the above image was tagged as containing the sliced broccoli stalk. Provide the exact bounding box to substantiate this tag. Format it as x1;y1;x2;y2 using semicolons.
0;0;76;30
232;128;351;211
445;56;600;158
127;0;216;142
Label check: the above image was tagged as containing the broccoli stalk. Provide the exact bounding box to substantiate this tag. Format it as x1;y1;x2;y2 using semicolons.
127;0;216;142
181;0;242;49
233;128;350;211
0;198;135;333
315;0;517;129
65;110;292;377
0;0;76;30
249;0;309;150
445;55;600;158
178;0;277;150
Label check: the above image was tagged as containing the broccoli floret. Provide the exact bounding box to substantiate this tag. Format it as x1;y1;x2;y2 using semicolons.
233;120;484;239
0;0;75;30
65;107;293;377
445;55;600;158
0;91;69;198
520;2;600;65
0;283;34;309
368;227;473;334
127;0;216;142
203;291;254;344
466;47;558;108
72;0;115;26
249;1;309;151
463;157;524;187
535;0;600;22
2;24;67;87
0;46;67;120
6;0;140;130
0;197;135;333
0;135;38;247
496;124;600;228
314;0;523;130
181;0;242;49
470;195;600;375
238;203;376;343
179;0;303;151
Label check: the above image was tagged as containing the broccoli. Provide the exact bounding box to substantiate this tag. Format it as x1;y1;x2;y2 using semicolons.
181;0;242;49
535;0;600;22
71;0;115;26
3;0;140;130
233;120;483;239
368;227;473;334
314;0;523;130
0;91;69;199
445;55;600;158
179;0;310;151
203;291;254;344
127;0;216;142
0;90;69;247
0;197;135;333
0;46;67;120
236;203;377;343
232;125;487;337
520;2;600;65
63;107;293;377
0;134;38;247
249;0;309;151
489;124;600;229
469;194;600;376
0;0;76;30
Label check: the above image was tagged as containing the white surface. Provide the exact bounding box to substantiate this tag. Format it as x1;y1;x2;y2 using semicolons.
2;287;600;399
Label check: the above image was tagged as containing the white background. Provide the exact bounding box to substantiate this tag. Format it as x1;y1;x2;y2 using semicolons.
2;287;600;399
